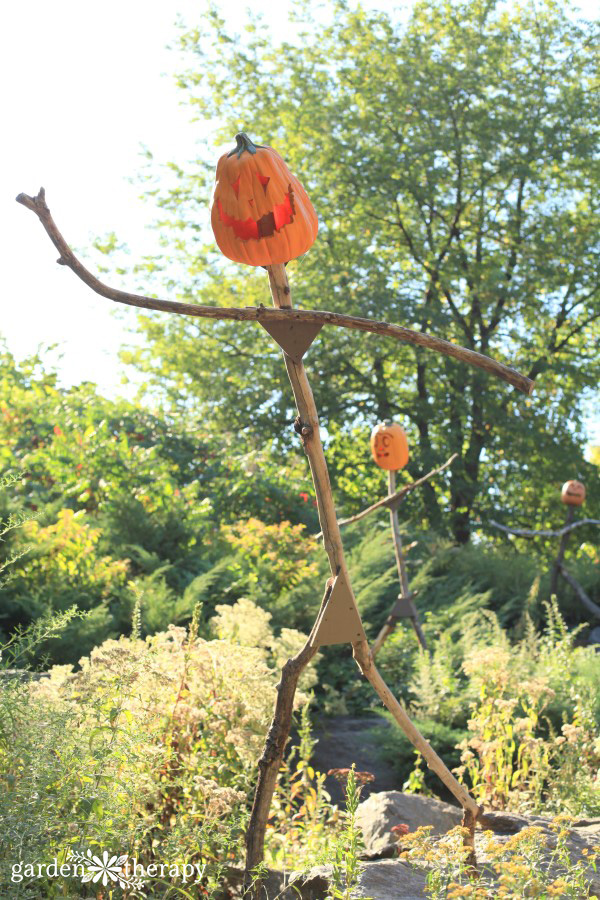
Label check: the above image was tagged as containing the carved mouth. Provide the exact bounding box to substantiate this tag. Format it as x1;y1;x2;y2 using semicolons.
217;188;295;241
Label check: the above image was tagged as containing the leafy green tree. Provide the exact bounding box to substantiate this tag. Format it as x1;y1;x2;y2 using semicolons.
123;0;599;541
0;348;320;661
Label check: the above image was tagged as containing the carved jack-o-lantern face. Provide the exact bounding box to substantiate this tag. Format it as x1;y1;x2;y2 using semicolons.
561;480;586;507
210;133;318;266
370;422;409;471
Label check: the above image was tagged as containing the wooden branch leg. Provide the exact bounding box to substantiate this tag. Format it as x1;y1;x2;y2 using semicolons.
371;618;397;658
243;581;329;898
550;506;574;597
410;614;428;651
461;806;478;870
559;564;600;619
386;469;427;651
243;595;325;898
243;660;302;899
353;639;480;820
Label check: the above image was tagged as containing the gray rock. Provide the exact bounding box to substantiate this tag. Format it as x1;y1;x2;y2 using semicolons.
355;794;600;896
353;860;427;899
220;802;600;899
295;865;336;898
302;860;427;900
218;866;329;899
356;790;462;858
476;812;600;896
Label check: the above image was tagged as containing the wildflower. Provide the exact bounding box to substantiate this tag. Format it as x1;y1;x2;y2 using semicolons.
327;767;374;786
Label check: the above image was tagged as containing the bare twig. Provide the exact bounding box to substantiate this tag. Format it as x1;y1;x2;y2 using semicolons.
16;189;535;395
316;453;458;538
558;565;600;619
490;518;600;539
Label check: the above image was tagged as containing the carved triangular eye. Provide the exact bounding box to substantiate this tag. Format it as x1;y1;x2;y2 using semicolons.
257;174;270;193
231;175;241;197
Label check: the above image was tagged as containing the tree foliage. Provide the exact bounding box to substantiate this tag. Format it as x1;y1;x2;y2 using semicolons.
0;348;320;661
123;0;599;541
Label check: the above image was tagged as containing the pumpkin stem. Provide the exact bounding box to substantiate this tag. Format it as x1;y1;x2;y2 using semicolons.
228;132;264;159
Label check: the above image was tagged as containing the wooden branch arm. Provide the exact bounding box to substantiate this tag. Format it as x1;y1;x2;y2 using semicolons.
490;518;600;539
320;453;458;537
558;565;600;619
16;189;535;395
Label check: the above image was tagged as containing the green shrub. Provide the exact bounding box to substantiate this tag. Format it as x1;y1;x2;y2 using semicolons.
0;611;308;897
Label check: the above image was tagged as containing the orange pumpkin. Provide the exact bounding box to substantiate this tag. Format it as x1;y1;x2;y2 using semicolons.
210;132;318;266
370;422;409;471
561;480;586;506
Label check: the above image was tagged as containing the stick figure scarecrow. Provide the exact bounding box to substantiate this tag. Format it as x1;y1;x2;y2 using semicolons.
491;479;600;620
320;422;459;652
17;131;535;891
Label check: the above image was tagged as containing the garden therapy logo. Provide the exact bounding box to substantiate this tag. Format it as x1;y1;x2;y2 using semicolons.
68;849;144;890
11;848;207;888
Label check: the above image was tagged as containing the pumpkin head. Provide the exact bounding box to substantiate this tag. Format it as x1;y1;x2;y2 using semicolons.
561;480;586;507
210;132;318;266
370;422;409;471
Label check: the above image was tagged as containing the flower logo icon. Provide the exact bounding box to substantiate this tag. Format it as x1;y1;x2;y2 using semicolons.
68;848;144;891
82;850;128;886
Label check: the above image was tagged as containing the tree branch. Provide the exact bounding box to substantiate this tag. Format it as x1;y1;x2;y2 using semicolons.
553;309;600;352
16;189;534;395
314;453;458;537
489;518;600;539
485;177;527;338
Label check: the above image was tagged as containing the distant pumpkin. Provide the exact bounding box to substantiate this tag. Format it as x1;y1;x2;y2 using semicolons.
370;422;409;471
561;480;586;507
210;132;318;266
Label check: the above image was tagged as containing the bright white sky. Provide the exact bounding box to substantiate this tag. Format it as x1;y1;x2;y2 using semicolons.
2;0;598;445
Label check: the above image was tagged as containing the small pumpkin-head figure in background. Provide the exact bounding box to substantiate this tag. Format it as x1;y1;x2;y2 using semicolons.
561;480;586;507
370;422;409;471
211;132;318;266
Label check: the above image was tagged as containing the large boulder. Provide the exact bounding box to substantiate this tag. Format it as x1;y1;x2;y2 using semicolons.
301;860;427;899
477;811;600;897
356;790;462;858
221;802;600;899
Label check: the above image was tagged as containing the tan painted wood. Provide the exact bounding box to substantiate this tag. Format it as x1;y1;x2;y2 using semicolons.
259;318;323;364
311;570;367;647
